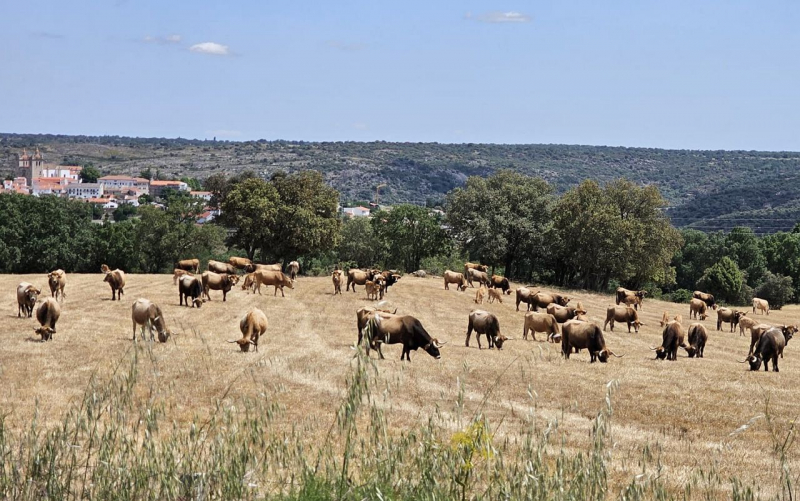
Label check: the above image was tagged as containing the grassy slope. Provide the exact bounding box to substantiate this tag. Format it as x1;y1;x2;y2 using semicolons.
1;273;798;495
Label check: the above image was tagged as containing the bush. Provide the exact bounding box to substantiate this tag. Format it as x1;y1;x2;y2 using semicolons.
420;250;469;276
668;289;694;304
697;257;744;304
754;272;794;310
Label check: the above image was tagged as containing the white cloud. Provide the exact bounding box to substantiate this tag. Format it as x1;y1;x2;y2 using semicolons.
466;11;532;23
143;34;182;44
189;42;230;56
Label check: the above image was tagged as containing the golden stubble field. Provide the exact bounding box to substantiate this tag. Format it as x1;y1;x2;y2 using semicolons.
1;272;799;491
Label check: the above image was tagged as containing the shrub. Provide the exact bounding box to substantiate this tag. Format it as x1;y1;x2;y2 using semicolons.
754;272;794;310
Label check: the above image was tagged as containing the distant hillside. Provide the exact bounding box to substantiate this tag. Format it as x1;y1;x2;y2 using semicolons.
3;132;800;233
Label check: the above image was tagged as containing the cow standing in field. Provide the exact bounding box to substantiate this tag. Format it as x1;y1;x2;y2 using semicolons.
443;270;468;291
179;275;205;307
228;256;252;271
547;302;587;323
131;298;171;342
489;275;512;295
463;263;488;286
562;321;622;363
17;282;41;318
177;258;200;273
466;268;491;288
652;315;684;361
522;312;560;342
254;270;294;297
288;261;300;281
604;305;644;333
519;290;571;312
742;326;794;372
332;270;344;295
101;265;126;301
356;308;445;361
209;260;237;275
465;310;507;349
228;308;268;352
689;298;708;321
753;298;770;315
47;270;66;302
201;271;239;301
684;323;708;358
474;286;487;304
716;307;743;332
693;291;717;310
487;288;503;304
173;268;192;285
34;297;61;341
616;288;646;310
347;269;371;292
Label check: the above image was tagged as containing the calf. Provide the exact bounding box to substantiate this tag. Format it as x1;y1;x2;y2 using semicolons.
487;288;503;304
332;270;344;295
47;270;66;302
102;266;126;301
474;286;487;304
228;308;268;352
365;280;380;301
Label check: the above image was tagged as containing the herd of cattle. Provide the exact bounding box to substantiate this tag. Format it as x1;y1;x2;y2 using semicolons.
11;259;796;371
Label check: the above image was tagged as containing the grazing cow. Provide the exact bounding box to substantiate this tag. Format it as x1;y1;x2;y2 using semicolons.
201;271;239;301
332;270;344;295
178;275;204;307
487;288;503;304
241;272;257;292
253;270;294;297
34;297;61;341
522;312;560;342
102;266;126;301
742;327;792;372
547;302;587;323
17;282;40;318
365;280;381;301
652;317;684;361
228;308;268;352
347;269;371;292
177;258;200;273
443;270;468;291
173;268;192;285
528;291;571;312
287;261;300;281
562;321;622;363
753;298;770;315
228;256;252;270
358;309;445;361
603;305;644;333
747;324;796;357
131;298;171;342
616;288;646;310
659;311;670;327
208;260;236;275
466;268;491;288
412;270;427;278
716;307;743;332
489;275;512;295
474;286;487;304
692;291;717;310
738;315;760;337
464;263;488;285
465;310;508;349
47;270;66;302
684;323;708;358
689;298;708;321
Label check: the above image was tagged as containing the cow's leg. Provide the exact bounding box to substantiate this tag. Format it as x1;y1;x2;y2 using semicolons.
18;304;21;317
465;326;473;347
772;356;779;372
523;325;528;341
132;322;137;341
222;290;227;302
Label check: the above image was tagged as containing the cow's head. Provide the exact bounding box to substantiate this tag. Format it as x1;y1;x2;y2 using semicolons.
193;298;205;308
26;288;40;304
685;345;698;358
747;354;762;371
157;328;171;343
423;339;445;359
229;274;241;286
34;326;55;341
558;296;571;306
699;312;707;321
732;311;743;325
494;334;509;350
783;325;797;344
650;345;667;360
632;320;644;333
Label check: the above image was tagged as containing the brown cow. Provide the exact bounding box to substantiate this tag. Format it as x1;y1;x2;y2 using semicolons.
208;260;236;275
603;305;643;333
228;256;253;270
547;302;587;323
489;275;512;294
201;271;240;301
652;317;684;361
443;270;468;291
692;291;717;310
616;288;646;309
347;269;371;292
487;288;503;304
684;323;708;358
365;280;381;301
102;266;126;301
241;272;257;293
527;291;571;312
34;297;61;341
753;298;770;315
228;308;268;352
177;258;200;273
131;298;171;343
747;323;775;356
254;270;294;297
689;298;708;321
357;309;445;361
248;263;282;273
173;268;192;285
466;268;491;288
178;275;205;307
738;315;760;337
716;307;743;332
464;263;488;285
332;270;344;295
288;261;300;281
17;282;40;318
515;287;537;311
562;320;622;362
465;310;508;349
522;312;560;342
474;286;487;304
47;270;66;302
742;326;794;371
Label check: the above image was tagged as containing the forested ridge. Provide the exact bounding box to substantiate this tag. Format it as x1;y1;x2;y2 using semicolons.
3;133;800;232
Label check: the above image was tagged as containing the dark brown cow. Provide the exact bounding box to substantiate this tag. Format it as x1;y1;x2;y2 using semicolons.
178;275;204;307
357;309;445;361
34;297;61;341
489;275;512;294
741;327;793;372
684;323;708;358
561;321;622;363
652;317;684;361
466;268;491;288
616;288;646;309
546;302;587;323
465;310;507;349
692;291;717;310
102;266;126;301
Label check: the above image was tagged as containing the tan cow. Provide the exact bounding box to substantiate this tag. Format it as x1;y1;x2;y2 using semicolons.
466;268;491;288
738;315;761;337
332;270;344;295
173;268;192;285
254;270;294;297
249;263;282;273
604;305;643;333
689;298;708;321
201;271;240;301
177;258;200;273
228;308;268;352
547;302;587;323
753;298;770;315
487;288;503;304
47;270;66;302
716;307;743;332
347;269;371;292
288;261;300;281
474;286;487;304
131;298;171;342
34;297;61;341
101;266;126;301
464;263;488;285
443;270;468;291
228;256;253;270
365;281;381;301
522;312;560;342
208;260;236;275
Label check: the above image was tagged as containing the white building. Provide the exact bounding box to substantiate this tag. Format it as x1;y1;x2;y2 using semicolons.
342;206;371;217
68;183;104;199
99;175;150;195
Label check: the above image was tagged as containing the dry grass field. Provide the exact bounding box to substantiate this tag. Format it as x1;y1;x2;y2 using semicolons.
2;272;799;497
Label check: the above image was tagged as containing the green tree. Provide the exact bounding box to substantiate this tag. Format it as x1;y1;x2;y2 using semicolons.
337;217;383;268
697;256;744;304
180;176;203;191
139;167;153;180
446;170;553;278
113;203;137;222
372;204;449;272
80;164;101;183
671;229;725;291
754;272;794;310
760;231;800;298
219;178;279;260
724;227;766;284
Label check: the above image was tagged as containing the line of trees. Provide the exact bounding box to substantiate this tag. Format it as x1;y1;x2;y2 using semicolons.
2;169;799;308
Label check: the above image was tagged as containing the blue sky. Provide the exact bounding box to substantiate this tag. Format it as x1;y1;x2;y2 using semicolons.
3;1;799;150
